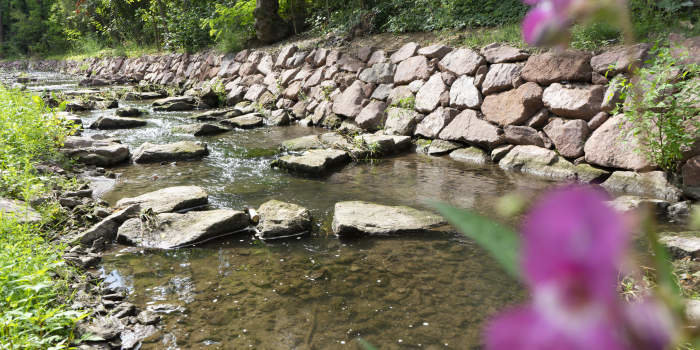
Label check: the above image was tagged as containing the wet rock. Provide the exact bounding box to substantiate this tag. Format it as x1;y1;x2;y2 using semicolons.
384;108;421;136
73;204;141;245
356;100;387;131
481;82;543;126
450;147;490;165
174;123;229;136
65;100;95;112
121;324;158;350
521;50;592;84
0;198;41;223
415;107;458;139
659;233;699;260
115;107;144;118
79;78;110;87
449;75;482;109
281;135;323;152
542;83;605;120
481;43;529;63
427;140;461;155
268;109;291;126
418;44;452;59
90;116;147;130
390;42;419;63
543;118;590;158
61;136;130;167
221;113;265;129
584;114;655;171
79;316;123;340
438;48;485;76
136;310;161;325
133;141;209;163
482;63;523;95
116;186;208;213
394;56;431;85
590;44;650;75
438;109;504;149
491;144;514;163
123;91;167;101
504;125;544;147
359;134;411;155
606;195;671;217
256;200;312;239
332;201;448;237
359;63;396;84
118;209;250;249
272;149;350;176
152;96;196;111
601;171;682;202
499;145;601;181
415;74;447;113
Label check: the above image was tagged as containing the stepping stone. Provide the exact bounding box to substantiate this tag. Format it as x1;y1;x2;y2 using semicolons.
116;107;144;117
0;198;41;223
133;141;209;163
123;91;167;100
61;136;130;166
332;201;448;237
117;209;250;249
221;113;264;129
173;123;228;136
272;149;350;176
256;200;312;239
191;108;240;121
152;96;196;111
115;186;208;214
90;116;147;130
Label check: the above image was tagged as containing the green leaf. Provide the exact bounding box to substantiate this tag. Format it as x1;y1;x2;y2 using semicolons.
356;338;379;350
432;202;521;280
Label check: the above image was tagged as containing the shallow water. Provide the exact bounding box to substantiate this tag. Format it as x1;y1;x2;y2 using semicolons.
7;71;687;349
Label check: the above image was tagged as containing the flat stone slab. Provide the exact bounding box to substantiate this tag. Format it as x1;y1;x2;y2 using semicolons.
61;136;130;167
133;141;209;163
0;198;41;223
601;171;682;202
117;209;250;249
123;91;167;100
257;200;312;240
659;232;700;260
499;145;608;183
90;116;147;130
427;140;461;155
192;108;241;121
221;113;264;129
272;149;350;176
450;147;490;165
332;201;448;237
116;186;208;213
173;123;229;136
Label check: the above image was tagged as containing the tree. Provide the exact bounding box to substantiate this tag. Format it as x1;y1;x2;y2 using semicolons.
254;0;289;44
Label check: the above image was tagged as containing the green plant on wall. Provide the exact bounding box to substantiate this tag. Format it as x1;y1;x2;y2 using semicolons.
614;44;699;173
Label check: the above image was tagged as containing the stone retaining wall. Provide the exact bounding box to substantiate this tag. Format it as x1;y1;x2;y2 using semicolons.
2;37;699;201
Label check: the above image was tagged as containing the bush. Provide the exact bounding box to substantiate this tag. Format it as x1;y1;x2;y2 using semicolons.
202;0;256;53
615;45;700;172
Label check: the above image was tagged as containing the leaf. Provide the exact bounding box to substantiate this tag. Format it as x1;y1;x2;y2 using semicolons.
356;338;379;350
432;202;521;280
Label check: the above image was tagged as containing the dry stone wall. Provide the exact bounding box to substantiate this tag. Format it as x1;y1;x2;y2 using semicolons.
2;38;699;201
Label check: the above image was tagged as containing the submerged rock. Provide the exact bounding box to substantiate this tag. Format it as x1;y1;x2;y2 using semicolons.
0;198;41;223
272;149;350;176
115;186;208;213
332;201;448;237
173;123;229;136
499;145;608;183
61;136;130;167
90;116;147;130
256;200;312;239
117;209;250;249
601;171;683;202
132;141;209;163
659;232;700;260
450;147;490;165
115;107;144;117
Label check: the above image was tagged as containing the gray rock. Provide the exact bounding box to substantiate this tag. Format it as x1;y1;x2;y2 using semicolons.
153;101;195;112
116;107;144;117
371;83;393;100
415;74;447;113
257;200;312;239
482;82;543;126
491;145;514;163
268;109;290;126
332;201;448;237
427;140;461;155
521;50;592;85
174;123;228;136
482;63;523;95
543;118;590;158
133;141;209;163
152;96;195;110
78;316;123;341
221;113;265;129
385;108;421;136
394;56;431;85
450;147;490;165
281;135;324;152
449;75;482;109
584;114;655;171
590;44;650;75
359;63;396;84
0;198;41;223
390;42;419;63
499;145;604;182
601;171;683;202
504;125;544;147
415;107;458;139
332;80;366;118
116;186;208;213
74;204;141;245
438;109;504;149
61;136;130;167
273;149;350;176
90;116;147;130
118;209;250;249
360;134;412;155
123;91;167;100
356;100;387;131
481;43;529;63
542;83;605;120
659;233;700;260
438;48;485;76
418;44;453;59
120;324;158;350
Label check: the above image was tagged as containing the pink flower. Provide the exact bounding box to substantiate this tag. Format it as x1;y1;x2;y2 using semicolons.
486;186;674;350
521;0;581;45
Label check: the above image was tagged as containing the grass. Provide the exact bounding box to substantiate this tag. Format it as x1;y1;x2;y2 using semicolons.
0;86;87;349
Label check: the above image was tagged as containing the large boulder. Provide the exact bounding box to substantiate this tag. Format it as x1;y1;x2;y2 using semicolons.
61;136;130;167
438;48;485;76
449;147;490;165
542;83;605;120
221;113;264;129
521;50;592;85
272;149;350;176
590;44;650;75
73;204;141;245
504;125;544;147
482;63;523;95
358;63;396;84
499;145;608;183
601;171;683;202
583;114;655;171
415;74;447;113
0;198;41;223
659;232;700;260
449;75;482;109
356;100;387;130
332;80;366;118
394;56;431;85
118;209;250;249
415;107;458;139
390;42;420;63
132;141;209;164
543;118;590;158
331;201;448;237
385;108;421;136
439;109;504;149
481;82;543;126
481;43;529;63
115;186;208;213
90;116;147;130
256;200;312;240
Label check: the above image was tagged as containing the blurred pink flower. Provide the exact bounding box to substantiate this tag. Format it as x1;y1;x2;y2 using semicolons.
485;186;674;350
521;0;582;45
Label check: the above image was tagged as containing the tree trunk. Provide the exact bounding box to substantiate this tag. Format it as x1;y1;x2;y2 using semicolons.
254;0;289;44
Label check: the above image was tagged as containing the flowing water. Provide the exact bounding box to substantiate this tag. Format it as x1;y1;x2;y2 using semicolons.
5;71;687;349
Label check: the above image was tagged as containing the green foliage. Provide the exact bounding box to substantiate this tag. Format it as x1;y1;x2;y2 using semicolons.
570;22;622;51
0;87;85;349
391;96;415;110
461;23;524;49
628;0;700;40
202;1;256;53
614;45;700;172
